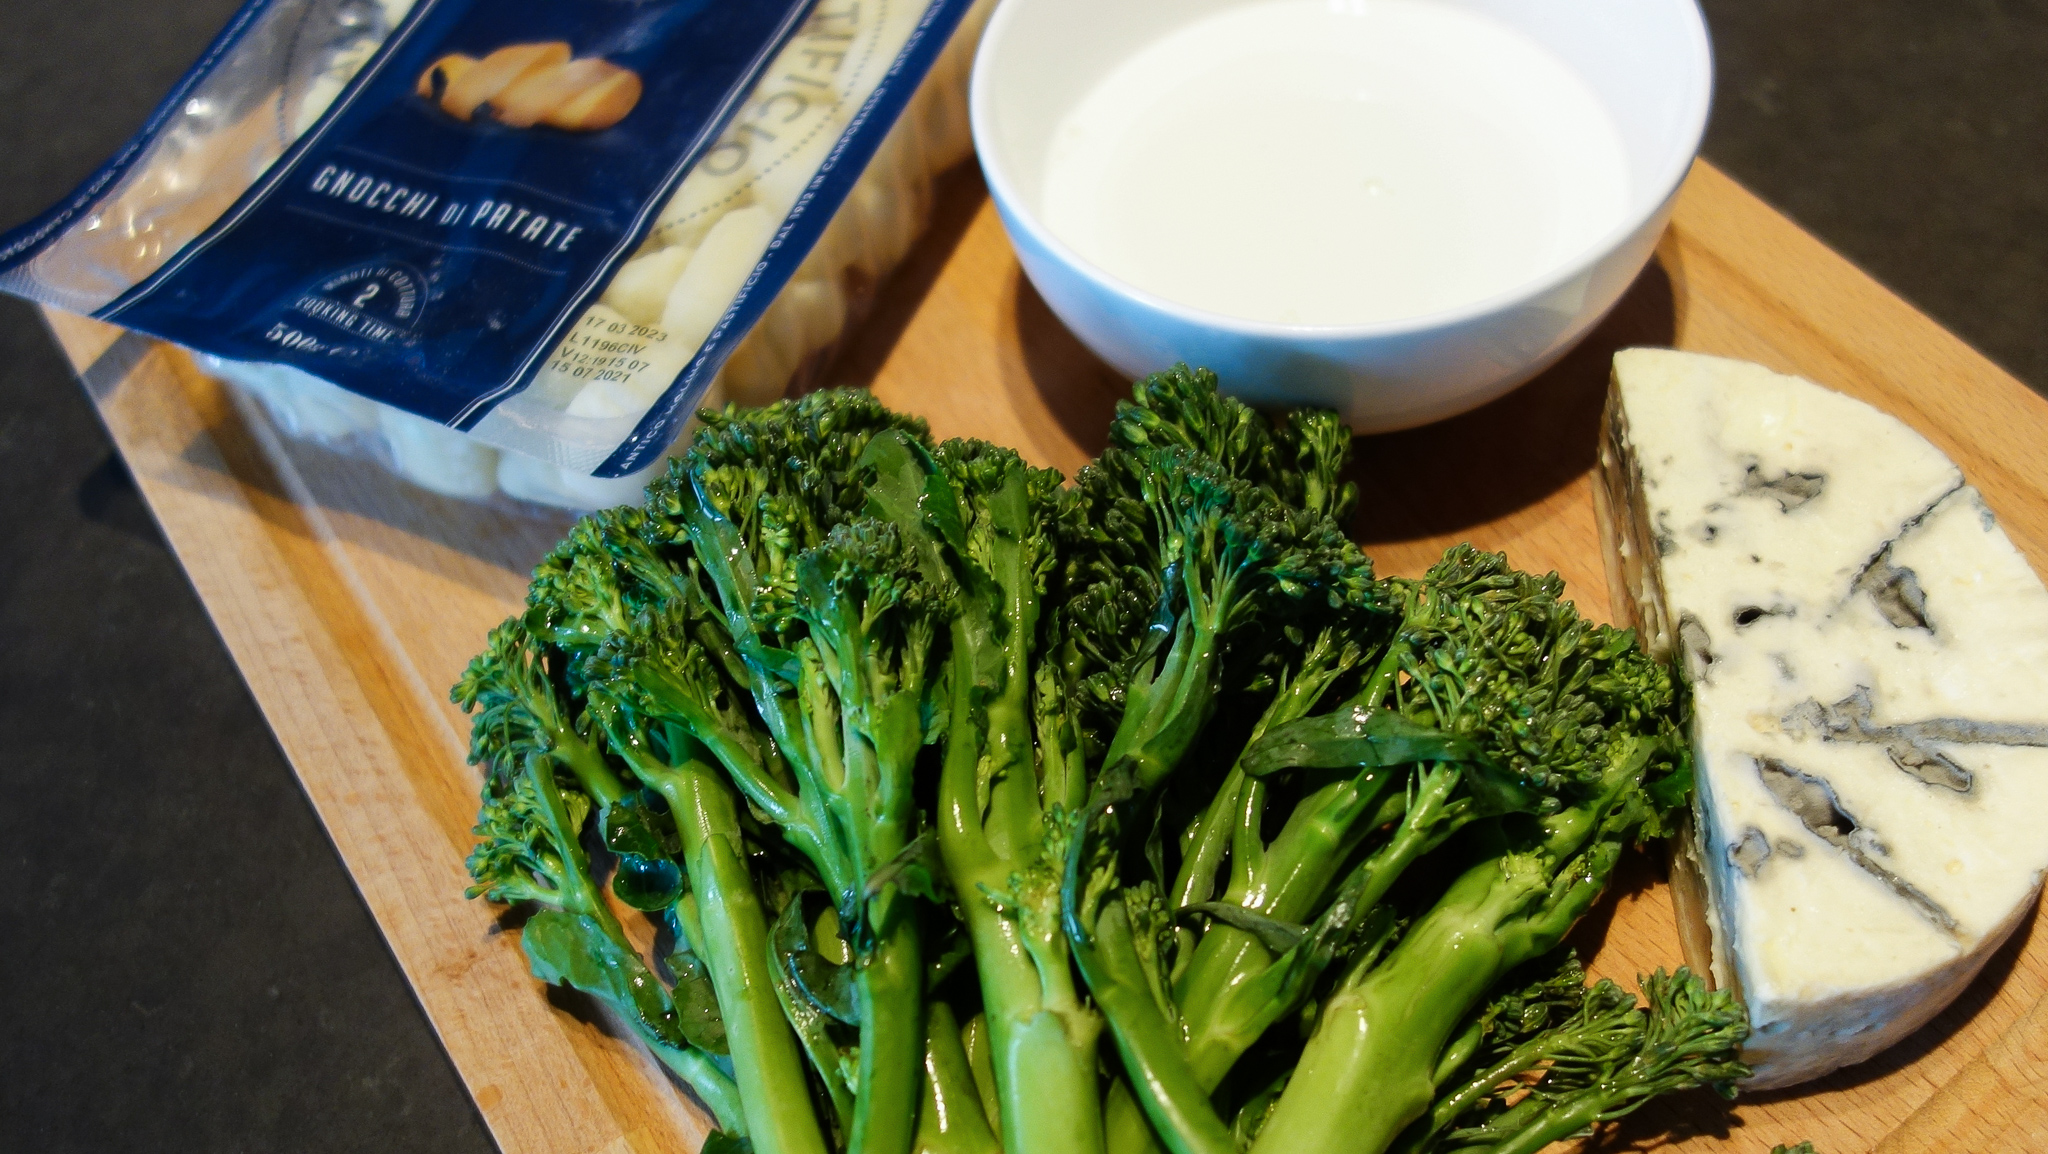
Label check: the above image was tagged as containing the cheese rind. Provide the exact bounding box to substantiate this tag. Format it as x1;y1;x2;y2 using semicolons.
1599;348;2048;1088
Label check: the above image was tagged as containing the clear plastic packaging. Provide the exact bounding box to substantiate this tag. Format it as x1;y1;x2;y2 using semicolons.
2;0;994;509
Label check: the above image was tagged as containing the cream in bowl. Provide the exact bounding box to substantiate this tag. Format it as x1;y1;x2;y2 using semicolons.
971;0;1712;430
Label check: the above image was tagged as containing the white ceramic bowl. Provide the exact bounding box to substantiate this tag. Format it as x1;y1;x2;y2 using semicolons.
969;0;1713;432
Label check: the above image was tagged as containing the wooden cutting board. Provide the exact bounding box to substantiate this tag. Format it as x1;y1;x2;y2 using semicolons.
42;159;2048;1154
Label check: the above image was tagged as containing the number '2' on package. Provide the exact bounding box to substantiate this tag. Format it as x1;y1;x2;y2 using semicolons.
0;0;989;507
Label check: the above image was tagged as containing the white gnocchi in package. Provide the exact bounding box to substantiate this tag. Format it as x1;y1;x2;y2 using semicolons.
0;0;994;507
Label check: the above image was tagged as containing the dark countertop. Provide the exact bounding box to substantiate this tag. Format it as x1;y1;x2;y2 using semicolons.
2;3;2043;1151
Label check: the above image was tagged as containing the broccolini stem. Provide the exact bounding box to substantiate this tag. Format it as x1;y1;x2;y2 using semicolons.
1248;856;1552;1154
1175;764;1431;1088
948;830;1106;1154
548;723;631;810
1170;768;1245;913
848;900;925;1154
1167;627;1366;991
1413;1041;1562;1148
1467;1092;1612;1154
1170;925;1266;1085
649;740;830;1154
940;660;1104;1154
647;1041;747;1137
621;664;821;869
960;1012;999;1129
898;439;1106;1154
1170;631;1358;915
1103;1081;1166;1154
1100;614;1223;793
520;755;609;924
1074;898;1236;1154
915;1002;1002;1154
521;754;743;1135
990;998;1107;1154
677;481;840;824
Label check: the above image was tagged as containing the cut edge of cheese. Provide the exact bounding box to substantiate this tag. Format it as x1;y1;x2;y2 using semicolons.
1594;347;2048;1090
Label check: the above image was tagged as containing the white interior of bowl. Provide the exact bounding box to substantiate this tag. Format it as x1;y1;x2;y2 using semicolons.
972;0;1713;335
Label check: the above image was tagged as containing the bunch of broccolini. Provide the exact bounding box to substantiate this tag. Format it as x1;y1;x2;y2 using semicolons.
455;367;1747;1154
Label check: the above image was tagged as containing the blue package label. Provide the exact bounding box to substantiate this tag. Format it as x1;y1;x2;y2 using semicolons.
101;0;814;427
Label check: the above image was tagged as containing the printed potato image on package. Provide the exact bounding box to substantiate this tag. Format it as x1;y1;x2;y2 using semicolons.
0;0;995;508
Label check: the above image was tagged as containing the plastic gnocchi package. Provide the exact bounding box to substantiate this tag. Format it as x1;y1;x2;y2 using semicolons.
0;0;993;508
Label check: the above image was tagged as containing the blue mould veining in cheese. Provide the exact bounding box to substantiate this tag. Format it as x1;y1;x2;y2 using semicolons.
1595;348;2048;1088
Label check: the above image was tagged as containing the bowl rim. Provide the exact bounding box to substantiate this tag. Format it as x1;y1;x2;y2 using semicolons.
968;0;1715;341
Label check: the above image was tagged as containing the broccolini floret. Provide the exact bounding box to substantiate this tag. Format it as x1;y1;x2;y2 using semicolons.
633;390;957;1154
456;617;743;1134
1401;953;1747;1154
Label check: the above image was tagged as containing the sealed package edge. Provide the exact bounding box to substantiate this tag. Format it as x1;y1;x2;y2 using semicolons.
0;0;993;509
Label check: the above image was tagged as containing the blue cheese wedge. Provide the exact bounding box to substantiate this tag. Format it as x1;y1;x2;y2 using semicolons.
1595;348;2048;1089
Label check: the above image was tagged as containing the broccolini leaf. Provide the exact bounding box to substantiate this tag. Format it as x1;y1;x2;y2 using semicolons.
522;909;703;1053
772;891;859;1026
864;830;945;906
700;1132;754;1154
764;886;858;1131
602;791;685;911
1242;705;1487;775
660;935;730;1056
1179;902;1307;955
1232;1069;1291;1151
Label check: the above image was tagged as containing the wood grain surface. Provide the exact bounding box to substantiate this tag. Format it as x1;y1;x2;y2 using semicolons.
43;159;2048;1154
